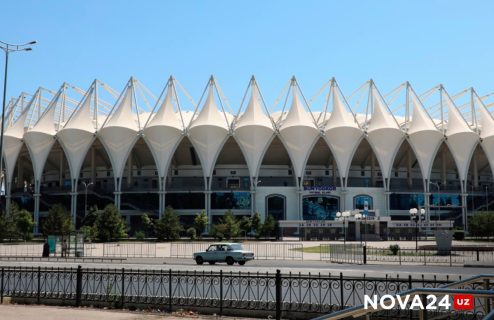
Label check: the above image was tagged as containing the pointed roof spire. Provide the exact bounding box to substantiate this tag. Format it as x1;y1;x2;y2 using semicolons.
147;81;183;129
103;77;140;131
236;77;272;129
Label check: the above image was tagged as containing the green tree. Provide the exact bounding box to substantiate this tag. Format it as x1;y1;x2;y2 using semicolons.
42;204;73;236
94;204;127;242
0;212;15;241
252;212;261;238
14;209;34;240
155;206;182;241
193;210;208;236
210;211;240;240
81;205;99;227
260;214;276;238
141;214;155;237
469;212;494;239
239;216;252;236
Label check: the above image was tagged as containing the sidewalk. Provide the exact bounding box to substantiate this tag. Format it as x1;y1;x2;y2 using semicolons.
0;304;255;320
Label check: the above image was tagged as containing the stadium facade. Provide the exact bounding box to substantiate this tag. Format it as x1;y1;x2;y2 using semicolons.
3;76;493;233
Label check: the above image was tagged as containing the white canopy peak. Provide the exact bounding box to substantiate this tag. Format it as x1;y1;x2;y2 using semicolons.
189;76;230;130
235;76;273;130
367;82;400;132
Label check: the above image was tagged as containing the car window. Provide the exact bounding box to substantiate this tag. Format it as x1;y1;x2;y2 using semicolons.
230;244;243;250
207;245;216;251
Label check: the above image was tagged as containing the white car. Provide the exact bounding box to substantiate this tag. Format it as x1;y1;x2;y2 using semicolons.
193;243;255;265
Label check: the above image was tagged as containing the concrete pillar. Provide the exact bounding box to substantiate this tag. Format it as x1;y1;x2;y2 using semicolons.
473;152;479;188
332;159;337;186
441;149;447;186
91;147;96;183
59;150;64;187
33;179;41;234
17;159;23;189
371;154;376;187
407;149;413;187
127;152;132;188
461;192;468;231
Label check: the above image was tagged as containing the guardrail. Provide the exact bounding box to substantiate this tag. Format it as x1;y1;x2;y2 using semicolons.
312;274;494;320
0;266;455;319
170;242;303;260
320;244;365;264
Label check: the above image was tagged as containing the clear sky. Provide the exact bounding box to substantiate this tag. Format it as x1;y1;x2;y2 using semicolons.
2;0;494;112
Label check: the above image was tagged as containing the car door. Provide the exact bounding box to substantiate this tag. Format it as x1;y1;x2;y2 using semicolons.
203;245;216;261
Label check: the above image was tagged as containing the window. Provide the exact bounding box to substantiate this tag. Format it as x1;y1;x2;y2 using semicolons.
303;179;314;187
226;178;240;189
266;195;286;221
354;194;373;210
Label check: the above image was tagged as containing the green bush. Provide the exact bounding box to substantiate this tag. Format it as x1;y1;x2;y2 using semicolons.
186;227;197;240
135;231;145;240
389;244;400;255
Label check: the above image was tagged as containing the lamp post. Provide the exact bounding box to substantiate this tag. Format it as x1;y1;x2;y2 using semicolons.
354;213;362;245
0;40;36;208
82;181;93;219
410;208;426;251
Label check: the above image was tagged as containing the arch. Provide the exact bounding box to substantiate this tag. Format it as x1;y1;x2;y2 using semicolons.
303;137;341;187
166;136;205;191
346;138;385;188
302;195;340;220
211;136;249;190
11;144;34;194
258;136;296;187
429;141;462;192
467;144;492;190
265;194;286;221
389;139;424;191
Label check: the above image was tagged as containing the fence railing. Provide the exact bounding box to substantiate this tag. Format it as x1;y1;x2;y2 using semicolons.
321;244;365;264
0;243;43;256
0;266;457;320
101;242;157;257
170;242;303;260
365;247;494;266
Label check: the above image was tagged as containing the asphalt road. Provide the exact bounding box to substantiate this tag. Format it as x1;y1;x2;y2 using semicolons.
0;257;488;281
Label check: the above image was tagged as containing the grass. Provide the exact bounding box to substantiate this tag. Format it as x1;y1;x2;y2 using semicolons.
290;246;329;253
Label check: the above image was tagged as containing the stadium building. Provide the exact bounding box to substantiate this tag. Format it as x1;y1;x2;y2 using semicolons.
3;76;493;235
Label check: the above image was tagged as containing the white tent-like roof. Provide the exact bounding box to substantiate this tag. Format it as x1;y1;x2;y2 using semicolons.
188;77;231;180
442;88;479;183
57;80;116;186
478;92;494;176
98;77;152;185
366;82;404;182
3;92;39;188
143;77;185;180
23;84;80;186
233;77;275;180
406;84;444;183
278;78;320;181
322;79;363;185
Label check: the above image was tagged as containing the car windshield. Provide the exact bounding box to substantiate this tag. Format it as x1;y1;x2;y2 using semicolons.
229;244;243;251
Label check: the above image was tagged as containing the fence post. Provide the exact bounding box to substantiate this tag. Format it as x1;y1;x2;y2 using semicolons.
363;245;367;265
423;249;426;266
477;248;480;262
120;268;125;309
408;275;412;290
37;266;41;304
76;265;82;307
275;269;282;320
340;272;344;310
419;294;428;320
168;269;172;312
0;267;3;304
219;270;223;316
399;248;401;265
485;279;491;314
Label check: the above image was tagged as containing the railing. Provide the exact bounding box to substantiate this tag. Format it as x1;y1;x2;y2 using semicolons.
0;243;43;256
170;242;303;260
312;274;494;319
365;247;494;266
320;244;365;264
0;266;459;319
102;242;157;257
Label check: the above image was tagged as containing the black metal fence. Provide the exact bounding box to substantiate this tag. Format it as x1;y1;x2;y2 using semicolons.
170;242;303;260
0;266;456;319
320;244;365;264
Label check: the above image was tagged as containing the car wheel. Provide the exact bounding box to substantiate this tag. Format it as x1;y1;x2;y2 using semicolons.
226;257;235;265
238;261;246;266
208;261;216;265
196;256;204;265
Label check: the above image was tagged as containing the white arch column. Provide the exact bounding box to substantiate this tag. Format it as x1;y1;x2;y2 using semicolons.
33;179;41;234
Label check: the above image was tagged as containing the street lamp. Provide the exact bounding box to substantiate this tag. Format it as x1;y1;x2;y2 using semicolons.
409;208;425;251
354;213;362;245
337;211;350;245
82;181;93;220
0;40;36;208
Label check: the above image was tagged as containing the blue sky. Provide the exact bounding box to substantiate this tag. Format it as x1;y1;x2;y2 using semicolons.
2;0;494;111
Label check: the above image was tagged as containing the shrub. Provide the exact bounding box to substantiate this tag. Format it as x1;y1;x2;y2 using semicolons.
135;231;145;240
389;244;400;255
186;227;197;240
